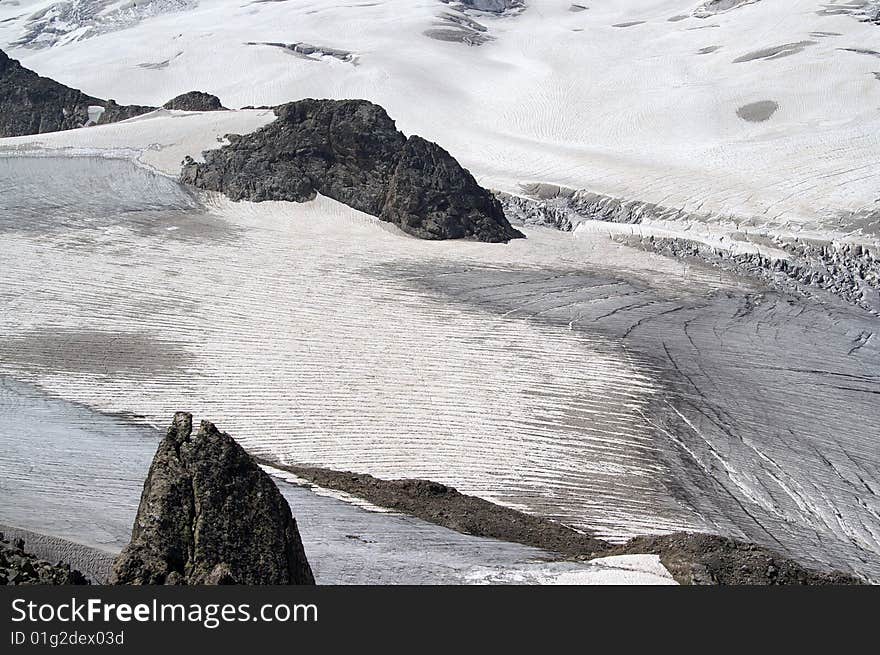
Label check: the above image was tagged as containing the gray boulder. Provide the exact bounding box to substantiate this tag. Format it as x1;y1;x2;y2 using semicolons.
163;91;227;112
110;413;314;585
180;99;523;242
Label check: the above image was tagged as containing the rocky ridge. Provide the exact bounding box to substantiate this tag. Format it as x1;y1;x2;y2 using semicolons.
180;99;523;242
264;461;609;557
110;413;314;585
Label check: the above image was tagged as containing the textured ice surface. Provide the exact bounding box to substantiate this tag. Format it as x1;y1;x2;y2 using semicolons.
0;377;676;584
0;155;878;580
408;261;880;580
0;156;700;541
1;0;877;230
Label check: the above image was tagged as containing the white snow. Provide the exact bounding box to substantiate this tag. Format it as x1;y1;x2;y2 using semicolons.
85;105;104;125
259;466;679;584
465;554;678;585
2;0;878;233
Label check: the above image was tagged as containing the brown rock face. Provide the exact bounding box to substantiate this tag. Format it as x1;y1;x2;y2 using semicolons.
180;98;524;242
111;413;314;585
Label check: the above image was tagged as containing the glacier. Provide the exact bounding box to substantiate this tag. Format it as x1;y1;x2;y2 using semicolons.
0;0;878;583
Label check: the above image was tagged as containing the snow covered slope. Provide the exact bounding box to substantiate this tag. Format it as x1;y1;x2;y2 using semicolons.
1;0;878;233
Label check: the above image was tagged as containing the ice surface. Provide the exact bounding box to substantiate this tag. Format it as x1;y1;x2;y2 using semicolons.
1;1;879;582
0;155;701;541
0;377;678;584
1;0;877;232
465;554;677;585
0;108;276;175
0;152;878;580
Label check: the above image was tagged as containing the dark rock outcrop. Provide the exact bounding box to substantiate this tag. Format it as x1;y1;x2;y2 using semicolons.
111;413;314;585
180;99;524;242
0;48;154;137
615;533;861;585
0;533;89;585
246;41;356;63
163;91;227;112
99;100;155;124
